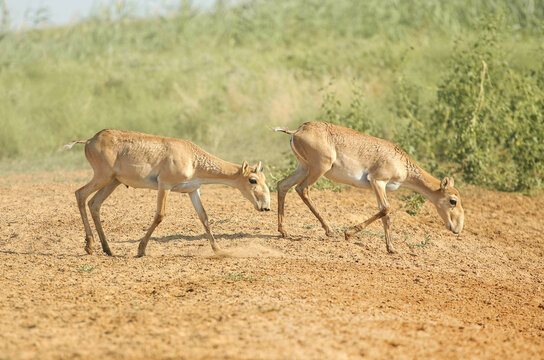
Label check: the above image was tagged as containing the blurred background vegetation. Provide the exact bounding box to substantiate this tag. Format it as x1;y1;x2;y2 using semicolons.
0;0;542;192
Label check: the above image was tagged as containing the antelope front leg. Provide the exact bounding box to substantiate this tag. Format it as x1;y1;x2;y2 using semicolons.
137;187;170;257
189;190;220;253
345;179;397;254
344;210;386;240
381;214;396;254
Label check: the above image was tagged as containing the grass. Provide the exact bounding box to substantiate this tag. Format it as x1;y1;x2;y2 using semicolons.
78;264;96;273
222;272;257;283
401;193;426;216
0;0;542;192
214;218;232;224
408;235;432;249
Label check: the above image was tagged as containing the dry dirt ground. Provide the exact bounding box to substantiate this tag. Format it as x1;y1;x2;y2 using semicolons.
1;170;543;359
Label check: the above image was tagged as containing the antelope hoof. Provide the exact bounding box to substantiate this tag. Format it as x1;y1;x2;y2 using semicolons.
103;247;113;256
278;228;288;238
212;247;229;257
325;228;334;237
137;246;146;257
344;231;352;241
387;245;398;254
84;237;94;255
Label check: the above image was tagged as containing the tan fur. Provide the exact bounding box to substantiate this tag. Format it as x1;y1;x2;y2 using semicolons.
66;129;270;257
275;122;464;254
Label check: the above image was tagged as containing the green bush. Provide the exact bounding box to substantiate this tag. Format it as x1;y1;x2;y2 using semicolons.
401;193;426;216
419;17;543;192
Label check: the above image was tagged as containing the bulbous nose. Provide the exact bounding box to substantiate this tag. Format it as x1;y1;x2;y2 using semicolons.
448;221;463;234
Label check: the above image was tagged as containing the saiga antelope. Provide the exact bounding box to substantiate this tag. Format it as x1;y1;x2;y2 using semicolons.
274;122;464;253
65;129;270;257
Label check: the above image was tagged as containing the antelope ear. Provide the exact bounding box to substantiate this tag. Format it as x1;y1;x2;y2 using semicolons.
242;161;250;176
254;161;263;173
441;177;453;190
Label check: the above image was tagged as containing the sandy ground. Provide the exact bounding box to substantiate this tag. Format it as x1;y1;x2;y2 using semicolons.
0;170;543;359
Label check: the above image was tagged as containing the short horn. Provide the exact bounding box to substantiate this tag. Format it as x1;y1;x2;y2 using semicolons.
254;161;262;173
242;160;250;176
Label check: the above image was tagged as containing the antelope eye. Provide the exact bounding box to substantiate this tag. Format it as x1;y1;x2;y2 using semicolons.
249;178;257;184
449;199;457;206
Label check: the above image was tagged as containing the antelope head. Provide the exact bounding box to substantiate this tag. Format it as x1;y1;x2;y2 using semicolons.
433;177;464;234
238;161;271;212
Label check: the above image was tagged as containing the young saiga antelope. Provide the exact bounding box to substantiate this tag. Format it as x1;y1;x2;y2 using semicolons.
65;129;270;257
274;122;464;254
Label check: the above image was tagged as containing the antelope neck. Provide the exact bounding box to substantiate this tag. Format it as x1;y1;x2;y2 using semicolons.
194;154;242;187
403;164;442;203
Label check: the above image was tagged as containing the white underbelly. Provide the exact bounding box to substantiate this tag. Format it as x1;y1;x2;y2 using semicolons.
386;182;401;191
325;165;402;191
172;181;200;193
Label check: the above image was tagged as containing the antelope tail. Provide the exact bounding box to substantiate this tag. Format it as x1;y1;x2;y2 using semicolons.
272;126;296;135
63;140;87;150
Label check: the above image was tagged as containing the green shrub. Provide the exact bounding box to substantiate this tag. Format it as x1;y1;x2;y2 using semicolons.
429;17;543;192
386;16;543;193
402;193;427;216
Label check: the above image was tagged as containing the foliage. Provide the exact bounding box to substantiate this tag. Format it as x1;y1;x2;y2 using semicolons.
401;193;426;216
393;16;544;192
78;264;96;273
222;273;256;282
408;235;432;249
